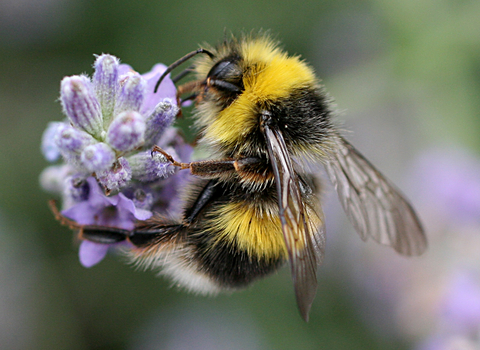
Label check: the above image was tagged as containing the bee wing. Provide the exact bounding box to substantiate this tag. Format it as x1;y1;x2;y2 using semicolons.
263;122;325;321
325;135;427;256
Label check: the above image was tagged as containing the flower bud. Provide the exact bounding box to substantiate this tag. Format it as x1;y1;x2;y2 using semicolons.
80;142;116;173
39;164;72;195
61;75;104;138
93;54;119;127
115;72;146;114
55;123;95;163
127;150;174;182
97;157;132;192
41;122;63;162
144;98;178;147
106;111;146;152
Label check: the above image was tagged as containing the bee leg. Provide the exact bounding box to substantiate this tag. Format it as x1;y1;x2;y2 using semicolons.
151;145;190;169
128;180;222;249
80;226;131;244
151;145;266;178
128;224;184;248
49;197;185;250
49;199;139;244
48;199;80;230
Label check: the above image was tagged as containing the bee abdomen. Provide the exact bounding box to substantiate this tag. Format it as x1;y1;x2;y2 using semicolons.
187;186;287;288
196;238;285;288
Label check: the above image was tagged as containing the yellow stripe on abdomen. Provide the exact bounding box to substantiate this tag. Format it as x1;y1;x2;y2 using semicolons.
209;202;287;261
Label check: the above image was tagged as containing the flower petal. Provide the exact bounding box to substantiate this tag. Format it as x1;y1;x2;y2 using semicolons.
85;177;113;208
118;64;133;76
117;193;152;221
140;63;177;117
79;240;109;267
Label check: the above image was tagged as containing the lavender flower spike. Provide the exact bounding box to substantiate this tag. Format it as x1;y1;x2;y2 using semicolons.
40;54;187;267
93;54;119;128
61;75;104;139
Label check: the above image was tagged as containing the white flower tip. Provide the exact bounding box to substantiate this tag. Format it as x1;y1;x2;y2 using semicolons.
94;54;120;72
61;75;90;96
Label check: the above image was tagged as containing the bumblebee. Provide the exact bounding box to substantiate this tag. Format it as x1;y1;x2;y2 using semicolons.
54;34;426;321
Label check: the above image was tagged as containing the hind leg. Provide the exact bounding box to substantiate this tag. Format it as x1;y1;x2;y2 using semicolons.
49;199;185;248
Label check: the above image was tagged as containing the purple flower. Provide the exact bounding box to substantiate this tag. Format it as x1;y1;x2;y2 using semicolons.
144;98;178;148
79;241;111;268
62;177;152;267
63;176;90;203
39;164;74;195
416;334;477;350
131;188;154;210
139;63;177;117
42;54;179;192
40;54;191;269
41;122;63;162
54;123;95;165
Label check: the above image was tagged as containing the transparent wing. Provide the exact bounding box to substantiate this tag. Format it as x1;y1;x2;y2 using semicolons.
263;122;325;321
325;135;427;256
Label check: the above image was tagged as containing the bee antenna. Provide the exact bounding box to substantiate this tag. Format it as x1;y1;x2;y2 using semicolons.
154;48;214;93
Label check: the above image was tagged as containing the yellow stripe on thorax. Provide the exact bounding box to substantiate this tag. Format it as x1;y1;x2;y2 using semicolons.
208;202;287;261
203;39;317;149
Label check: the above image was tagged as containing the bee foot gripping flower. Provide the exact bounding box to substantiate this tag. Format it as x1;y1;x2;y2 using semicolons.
40;54;192;266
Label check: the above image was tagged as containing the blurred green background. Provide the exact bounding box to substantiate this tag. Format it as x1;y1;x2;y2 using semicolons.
1;0;480;349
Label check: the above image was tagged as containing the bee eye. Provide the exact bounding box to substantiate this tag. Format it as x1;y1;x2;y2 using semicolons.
208;60;233;79
206;57;244;93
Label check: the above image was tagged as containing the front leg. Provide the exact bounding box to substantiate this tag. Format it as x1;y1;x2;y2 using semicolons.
152;145;269;179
